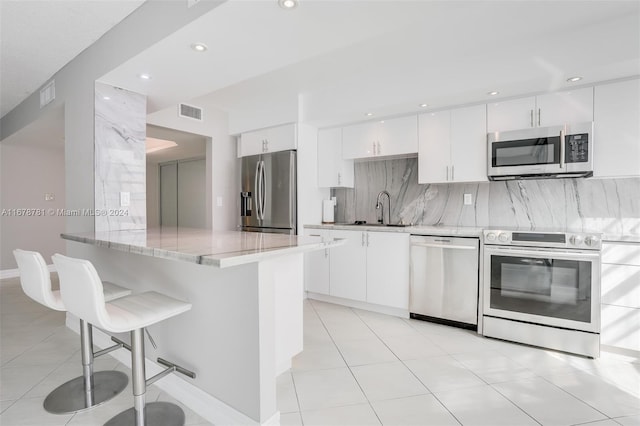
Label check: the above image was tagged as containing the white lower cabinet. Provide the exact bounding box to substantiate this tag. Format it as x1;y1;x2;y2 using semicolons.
330;230;368;301
600;242;640;352
366;231;410;309
304;228;410;310
303;229;331;295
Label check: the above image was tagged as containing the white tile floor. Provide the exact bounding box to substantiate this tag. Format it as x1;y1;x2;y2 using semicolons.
2;276;640;426
0;276;211;426
280;299;640;426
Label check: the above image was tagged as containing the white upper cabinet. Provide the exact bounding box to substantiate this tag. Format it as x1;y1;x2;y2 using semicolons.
593;79;640;178
418;110;450;183
535;88;594;126
418;104;487;184
237;123;297;158
342;115;418;159
487;87;594;132
487;96;536;132
317;128;354;188
451;105;488;183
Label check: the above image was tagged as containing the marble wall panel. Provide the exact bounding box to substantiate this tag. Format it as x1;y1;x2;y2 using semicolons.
333;157;640;238
94;83;146;232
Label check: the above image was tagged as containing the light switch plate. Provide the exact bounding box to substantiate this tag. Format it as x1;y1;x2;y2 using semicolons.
120;191;131;207
44;193;55;201
464;193;473;205
216;196;223;207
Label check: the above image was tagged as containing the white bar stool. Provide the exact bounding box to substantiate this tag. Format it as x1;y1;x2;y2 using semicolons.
52;253;193;426
13;249;131;414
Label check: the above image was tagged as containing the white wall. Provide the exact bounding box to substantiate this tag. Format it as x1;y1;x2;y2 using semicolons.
0;142;66;269
296;123;329;234
147;100;237;231
0;1;225;238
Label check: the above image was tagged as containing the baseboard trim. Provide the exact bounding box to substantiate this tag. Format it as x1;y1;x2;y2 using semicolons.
65;314;273;425
0;264;56;281
306;292;410;318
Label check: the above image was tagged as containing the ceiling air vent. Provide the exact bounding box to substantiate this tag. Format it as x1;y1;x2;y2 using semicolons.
178;103;203;121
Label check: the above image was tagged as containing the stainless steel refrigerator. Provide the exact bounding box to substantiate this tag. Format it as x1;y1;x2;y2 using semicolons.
240;150;297;234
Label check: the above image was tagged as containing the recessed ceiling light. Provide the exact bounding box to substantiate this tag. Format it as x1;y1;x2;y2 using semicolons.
103;96;111;101
488;91;499;96
567;76;583;82
365;112;374;117
138;73;152;80
419;103;428;108
278;0;298;9
191;43;208;52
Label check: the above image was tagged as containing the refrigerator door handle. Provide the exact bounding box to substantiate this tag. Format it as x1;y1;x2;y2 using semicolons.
259;160;266;220
254;160;261;222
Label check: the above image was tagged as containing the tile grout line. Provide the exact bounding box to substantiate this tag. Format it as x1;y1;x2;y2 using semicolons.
308;300;384;425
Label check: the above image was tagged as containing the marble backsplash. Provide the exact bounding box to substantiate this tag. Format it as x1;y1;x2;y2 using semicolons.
94;83;146;232
333;157;640;238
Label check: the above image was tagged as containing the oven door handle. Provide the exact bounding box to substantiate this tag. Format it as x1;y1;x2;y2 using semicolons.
484;245;601;261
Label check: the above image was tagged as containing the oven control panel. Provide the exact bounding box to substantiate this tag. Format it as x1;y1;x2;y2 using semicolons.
484;230;601;250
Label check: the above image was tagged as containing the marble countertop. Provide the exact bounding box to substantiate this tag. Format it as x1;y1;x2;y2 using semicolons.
306;223;640;243
305;223;484;238
61;228;344;268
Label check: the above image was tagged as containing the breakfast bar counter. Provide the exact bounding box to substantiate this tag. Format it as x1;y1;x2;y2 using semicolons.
61;227;343;425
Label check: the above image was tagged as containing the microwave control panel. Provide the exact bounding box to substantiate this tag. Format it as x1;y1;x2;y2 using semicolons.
565;133;589;163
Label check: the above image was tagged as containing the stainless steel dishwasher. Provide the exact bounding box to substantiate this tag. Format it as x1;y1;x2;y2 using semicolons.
409;235;479;329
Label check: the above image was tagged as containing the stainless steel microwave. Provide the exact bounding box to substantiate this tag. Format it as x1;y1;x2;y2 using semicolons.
487;122;594;180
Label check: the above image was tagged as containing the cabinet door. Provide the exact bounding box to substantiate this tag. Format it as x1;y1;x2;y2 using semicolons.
265;123;297;153
536;87;594;127
487;96;536;132
593;79;640;178
418;111;451;184
329;230;367;302
318;128;354;188
378;115;418;157
366;232;410;309
303;229;331;295
450;104;488;182
342;122;378;159
238;129;266;158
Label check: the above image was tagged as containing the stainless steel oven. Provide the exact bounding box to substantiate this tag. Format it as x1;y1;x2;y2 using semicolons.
482;229;601;357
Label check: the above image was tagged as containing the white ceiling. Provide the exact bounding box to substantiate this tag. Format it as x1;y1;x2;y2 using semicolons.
0;0;146;118
100;0;640;130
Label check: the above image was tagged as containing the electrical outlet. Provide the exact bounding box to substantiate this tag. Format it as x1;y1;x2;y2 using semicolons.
120;191;131;207
216;196;223;207
44;193;55;201
464;193;473;205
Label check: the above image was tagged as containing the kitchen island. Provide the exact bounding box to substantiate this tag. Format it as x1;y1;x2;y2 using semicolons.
61;228;343;425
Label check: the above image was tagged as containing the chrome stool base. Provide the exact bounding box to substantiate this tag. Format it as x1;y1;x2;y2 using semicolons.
104;402;185;426
43;371;128;414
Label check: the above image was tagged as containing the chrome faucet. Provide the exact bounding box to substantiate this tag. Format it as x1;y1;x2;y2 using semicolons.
375;190;391;224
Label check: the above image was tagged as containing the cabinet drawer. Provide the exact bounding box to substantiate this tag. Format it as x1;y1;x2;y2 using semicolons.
602;243;640;266
601;304;640;352
601;263;640;308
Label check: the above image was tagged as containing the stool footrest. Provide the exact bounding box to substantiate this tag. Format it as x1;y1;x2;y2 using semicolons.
157;357;196;380
111;336;131;352
94;341;124;359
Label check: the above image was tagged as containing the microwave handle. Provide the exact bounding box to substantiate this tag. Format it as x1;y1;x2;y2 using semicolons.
560;128;566;169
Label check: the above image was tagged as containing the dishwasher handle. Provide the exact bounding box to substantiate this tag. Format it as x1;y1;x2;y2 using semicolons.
411;242;477;250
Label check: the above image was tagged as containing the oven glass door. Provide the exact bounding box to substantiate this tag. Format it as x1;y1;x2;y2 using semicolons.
484;246;600;332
